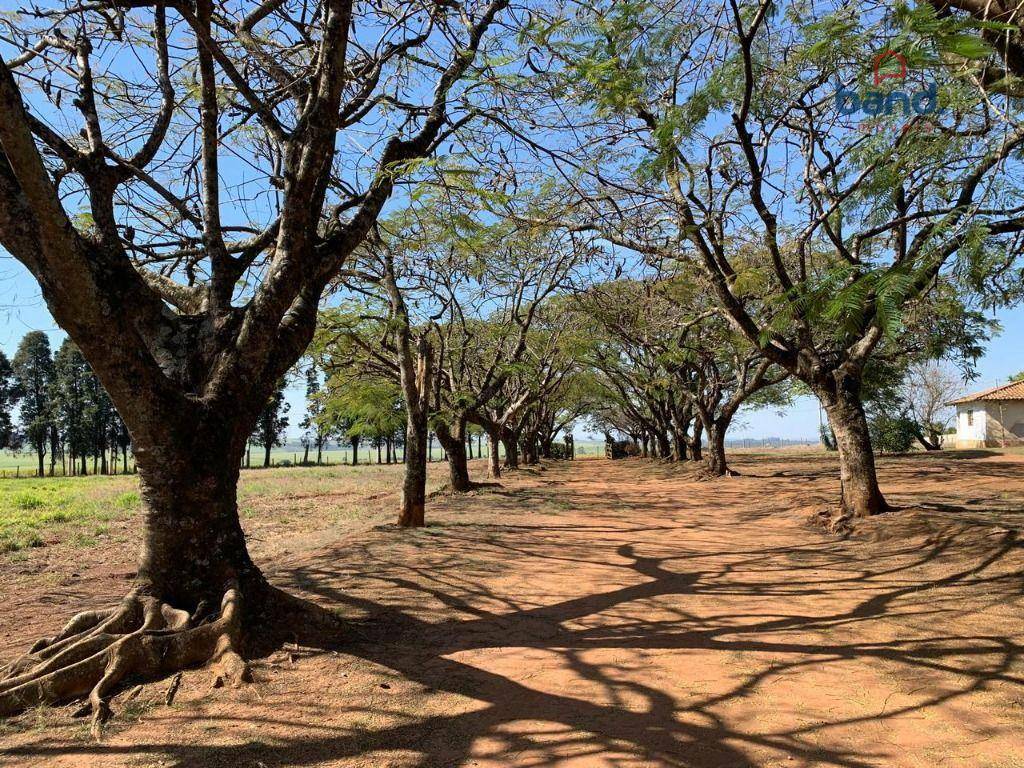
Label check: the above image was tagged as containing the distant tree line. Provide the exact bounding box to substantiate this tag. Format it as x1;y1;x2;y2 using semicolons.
0;331;130;477
293;359;488;470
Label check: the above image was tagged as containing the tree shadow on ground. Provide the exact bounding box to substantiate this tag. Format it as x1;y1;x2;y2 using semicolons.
4;460;1023;768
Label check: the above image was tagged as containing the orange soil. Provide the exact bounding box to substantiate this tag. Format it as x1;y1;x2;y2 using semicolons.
2;451;1023;767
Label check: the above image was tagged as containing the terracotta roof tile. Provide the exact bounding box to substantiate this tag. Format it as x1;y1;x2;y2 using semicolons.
948;380;1024;405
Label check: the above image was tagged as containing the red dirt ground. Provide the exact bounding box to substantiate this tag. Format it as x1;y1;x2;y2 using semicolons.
2;451;1023;767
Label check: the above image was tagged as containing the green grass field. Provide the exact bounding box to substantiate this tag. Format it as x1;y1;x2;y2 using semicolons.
0;462;425;554
0;436;608;553
0;443;612;554
260;440;608;466
0;473;139;553
0;440;610;474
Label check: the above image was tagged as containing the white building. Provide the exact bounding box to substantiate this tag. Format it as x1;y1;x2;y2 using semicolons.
948;381;1024;449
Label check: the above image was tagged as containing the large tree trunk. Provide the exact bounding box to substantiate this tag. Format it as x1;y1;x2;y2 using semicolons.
135;451;258;607
486;427;501;478
688;420;703;462
672;427;688;462
399;407;429;527
263;443;271;468
522;435;539;465
0;427;278;728
539;433;554;459
821;382;889;518
655;430;671;460
36;443;44;478
913;427;941;452
501;432;519;469
704;419;736;477
436;418;472;492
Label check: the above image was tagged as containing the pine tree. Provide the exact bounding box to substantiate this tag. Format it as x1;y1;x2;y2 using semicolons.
251;381;290;468
299;365;329;465
12;332;54;477
0;350;20;450
52;340;93;476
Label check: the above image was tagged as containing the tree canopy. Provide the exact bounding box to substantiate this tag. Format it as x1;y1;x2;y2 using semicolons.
1;0;1022;733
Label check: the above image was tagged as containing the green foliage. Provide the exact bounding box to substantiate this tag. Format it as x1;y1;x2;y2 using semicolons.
322;379;404;442
893;1;1002;62
868;411;918;454
250;380;291;464
299;363;332;460
863;362;918;453
52;340;123;473
0;350;18;450
12;332;54;462
819;424;837;451
52;340;88;457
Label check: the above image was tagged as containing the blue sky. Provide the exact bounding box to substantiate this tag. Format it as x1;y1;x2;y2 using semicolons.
3;252;1021;441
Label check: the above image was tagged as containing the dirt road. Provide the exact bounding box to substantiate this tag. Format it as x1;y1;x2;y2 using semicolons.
2;452;1023;767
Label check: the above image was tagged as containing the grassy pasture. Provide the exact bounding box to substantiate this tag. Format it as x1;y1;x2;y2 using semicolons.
0;461;458;555
0;474;138;553
0;440;611;475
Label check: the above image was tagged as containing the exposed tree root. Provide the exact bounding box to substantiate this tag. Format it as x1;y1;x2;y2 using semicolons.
0;582;250;738
693;466;741;482
807;506;854;537
428;480;503;498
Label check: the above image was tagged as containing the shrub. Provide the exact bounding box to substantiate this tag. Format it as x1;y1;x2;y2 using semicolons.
869;412;917;454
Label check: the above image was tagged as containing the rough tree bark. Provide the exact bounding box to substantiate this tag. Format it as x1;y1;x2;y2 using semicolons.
486;427;502;478
400;411;430;526
704;422;734;477
672;429;688;462
654;430;672;460
502;432;520;469
818;375;889;518
398;337;433;527
0;411;267;732
435;418;472;492
521;435;539;465
539;434;554;459
0;0;508;728
688;420;703;462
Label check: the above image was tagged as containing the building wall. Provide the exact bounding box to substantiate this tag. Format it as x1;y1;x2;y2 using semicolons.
983;401;1024;447
956;401;1024;448
956;402;987;448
